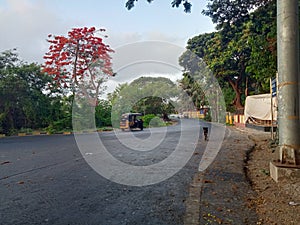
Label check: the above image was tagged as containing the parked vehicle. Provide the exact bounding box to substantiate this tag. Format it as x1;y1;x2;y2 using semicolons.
120;113;143;131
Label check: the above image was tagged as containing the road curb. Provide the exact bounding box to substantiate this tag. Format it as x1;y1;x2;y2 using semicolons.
0;129;114;138
188;127;258;224
184;172;204;225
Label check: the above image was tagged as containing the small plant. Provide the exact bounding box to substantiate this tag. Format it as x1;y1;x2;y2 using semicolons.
260;169;270;176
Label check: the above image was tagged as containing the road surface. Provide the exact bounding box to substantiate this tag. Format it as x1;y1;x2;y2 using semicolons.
1;120;256;224
0;119;213;225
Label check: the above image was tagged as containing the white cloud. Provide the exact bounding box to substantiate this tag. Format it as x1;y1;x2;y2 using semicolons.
0;0;187;98
100;40;185;98
111;40;185;80
0;0;69;63
105;31;143;49
105;30;187;49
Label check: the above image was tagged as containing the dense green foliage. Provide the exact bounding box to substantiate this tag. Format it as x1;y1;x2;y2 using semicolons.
95;99;112;127
125;0;289;113
177;0;279;112
0;50;53;134
142;114;166;127
0;50;112;135
109;77;178;127
2;1;298;134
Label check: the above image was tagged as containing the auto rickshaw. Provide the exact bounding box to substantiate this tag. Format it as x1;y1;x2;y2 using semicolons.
120;113;144;131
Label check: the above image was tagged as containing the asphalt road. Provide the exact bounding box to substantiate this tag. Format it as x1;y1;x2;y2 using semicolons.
0;119;214;225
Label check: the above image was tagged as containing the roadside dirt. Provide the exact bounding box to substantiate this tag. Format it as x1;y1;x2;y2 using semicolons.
246;131;300;225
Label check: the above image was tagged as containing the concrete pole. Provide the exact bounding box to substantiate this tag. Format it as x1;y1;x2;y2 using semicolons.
277;0;300;165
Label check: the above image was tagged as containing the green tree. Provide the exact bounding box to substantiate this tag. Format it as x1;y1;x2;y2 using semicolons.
178;0;279;111
126;0;192;12
95;99;112;127
46;95;73;133
0;50;55;134
178;50;210;110
125;0;271;20
133;96;175;120
202;0;271;30
182;28;250;110
246;0;277;93
127;77;178;120
125;0;279;112
109;76;179;126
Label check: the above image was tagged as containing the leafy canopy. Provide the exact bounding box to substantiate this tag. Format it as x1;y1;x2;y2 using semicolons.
0;50;56;134
125;0;272;28
126;0;192;13
43;27;114;101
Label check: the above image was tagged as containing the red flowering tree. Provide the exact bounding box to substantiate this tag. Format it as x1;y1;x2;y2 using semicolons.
43;27;114;106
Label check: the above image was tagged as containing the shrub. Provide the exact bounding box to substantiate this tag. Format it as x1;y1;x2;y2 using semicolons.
142;114;156;127
142;114;165;127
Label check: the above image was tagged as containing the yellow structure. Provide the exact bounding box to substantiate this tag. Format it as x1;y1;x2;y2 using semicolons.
183;111;201;119
226;114;233;125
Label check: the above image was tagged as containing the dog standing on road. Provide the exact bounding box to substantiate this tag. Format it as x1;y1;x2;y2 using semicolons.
203;127;209;141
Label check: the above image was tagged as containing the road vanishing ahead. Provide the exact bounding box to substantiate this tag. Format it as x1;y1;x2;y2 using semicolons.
1;119;213;225
1;120;257;225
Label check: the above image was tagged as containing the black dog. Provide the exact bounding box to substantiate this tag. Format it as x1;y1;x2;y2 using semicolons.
203;127;209;141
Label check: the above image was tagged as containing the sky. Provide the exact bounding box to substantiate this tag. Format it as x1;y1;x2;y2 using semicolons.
0;0;215;94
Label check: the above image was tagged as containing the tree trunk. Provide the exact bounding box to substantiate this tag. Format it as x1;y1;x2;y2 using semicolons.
228;79;243;110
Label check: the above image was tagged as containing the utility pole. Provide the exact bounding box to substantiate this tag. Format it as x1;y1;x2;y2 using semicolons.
272;0;300;179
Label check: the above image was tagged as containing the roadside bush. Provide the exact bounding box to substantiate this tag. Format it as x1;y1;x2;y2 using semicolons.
149;117;165;127
142;114;156;127
142;114;165;127
46;115;72;134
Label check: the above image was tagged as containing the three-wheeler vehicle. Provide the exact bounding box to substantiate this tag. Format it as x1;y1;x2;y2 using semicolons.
120;113;143;131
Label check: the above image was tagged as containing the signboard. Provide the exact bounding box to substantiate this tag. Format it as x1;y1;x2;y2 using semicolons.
271;78;277;97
